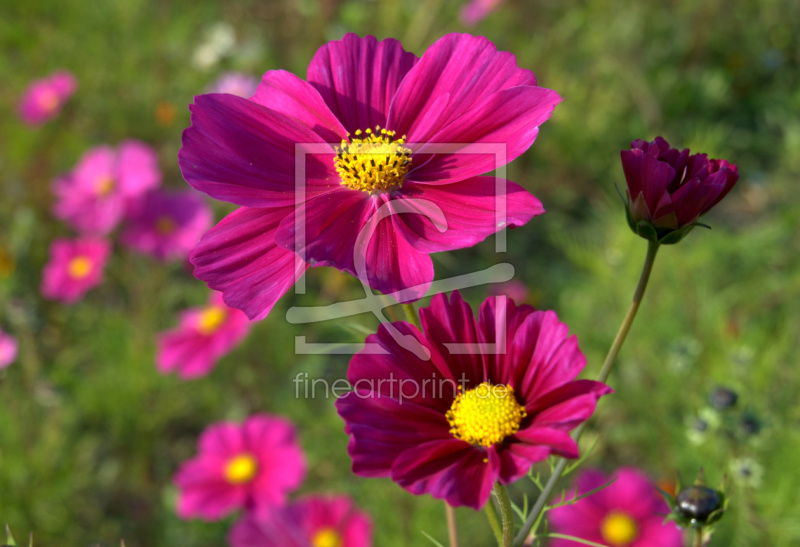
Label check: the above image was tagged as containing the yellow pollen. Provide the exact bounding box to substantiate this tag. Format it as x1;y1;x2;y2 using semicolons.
155;215;176;234
96;175;115;196
334;126;411;193
38;89;60;112
224;453;258;485
197;306;227;335
311;528;343;547
446;383;527;447
67;256;93;279
600;511;639;546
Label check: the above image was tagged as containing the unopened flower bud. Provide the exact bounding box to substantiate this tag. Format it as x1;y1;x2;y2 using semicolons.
709;387;738;410
676;485;723;527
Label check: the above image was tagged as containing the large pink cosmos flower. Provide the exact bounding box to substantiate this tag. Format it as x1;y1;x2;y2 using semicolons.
229;495;372;547
156;291;251;379
335;291;610;510
52;140;161;235
121;189;213;262
18;70;77;126
0;329;18;369
549;468;684;547
174;413;306;521
40;237;110;303
181;33;560;320
621;136;738;244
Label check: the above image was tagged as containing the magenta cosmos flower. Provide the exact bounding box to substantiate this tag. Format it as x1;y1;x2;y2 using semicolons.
41;237;110;303
53;140;161;235
181;33;560;320
335;291;610;510
121;189;213;262
549;467;683;547
621;136;739;244
230;495;372;547
18;70;77;125
174;413;306;520
0;329;18;369
460;0;505;26
156;291;251;379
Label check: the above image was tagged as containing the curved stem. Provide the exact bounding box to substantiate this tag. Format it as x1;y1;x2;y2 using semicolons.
446;504;459;547
401;302;421;329
494;483;514;547
485;499;504;546
513;240;660;546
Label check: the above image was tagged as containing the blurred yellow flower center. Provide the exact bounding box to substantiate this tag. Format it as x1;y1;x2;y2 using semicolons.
155;215;176;234
67;256;92;279
601;511;639;546
335;126;411;194
96;175;115;196
38;89;59;111
224;453;258;485
446;383;527;447
197;306;226;335
311;528;342;547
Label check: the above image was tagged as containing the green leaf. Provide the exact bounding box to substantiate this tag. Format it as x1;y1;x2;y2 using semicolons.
543;533;609;546
5;524;17;547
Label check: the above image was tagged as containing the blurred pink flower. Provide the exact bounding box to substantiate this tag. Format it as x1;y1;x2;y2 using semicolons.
52;140;161;235
460;0;505;26
488;279;529;304
156;291;251;379
40;237;110;303
208;72;259;98
174;414;306;521
230;495;372;547
18;70;77;125
0;329;18;369
549;467;684;547
121;189;213;262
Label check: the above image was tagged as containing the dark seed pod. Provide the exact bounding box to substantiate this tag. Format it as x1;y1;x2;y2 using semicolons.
676;485;723;525
709;387;738;410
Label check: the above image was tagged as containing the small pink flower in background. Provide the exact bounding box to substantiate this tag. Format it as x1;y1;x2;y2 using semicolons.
52;140;161;235
121;189;213;262
181;33;559;321
174;414;306;521
549;467;684;547
336;291;611;510
621;136;739;243
460;0;505;26
208;72;259;98
0;330;18;369
156;291;251;379
18;70;77;125
229;495;372;547
41;237;110;303
488;279;529;304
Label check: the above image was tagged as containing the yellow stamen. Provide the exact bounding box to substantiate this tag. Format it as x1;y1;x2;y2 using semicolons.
334;125;411;193
446;382;527;447
224;453;258;485
600;511;639;546
197;306;227;335
311;528;343;547
96;175;115;196
155;215;176;234
67;256;92;279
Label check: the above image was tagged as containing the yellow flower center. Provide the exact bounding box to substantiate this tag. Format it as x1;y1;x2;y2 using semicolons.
155;215;176;234
601;511;639;546
197;305;227;335
334;126;411;193
446;382;527;447
311;528;343;547
67;256;92;279
96;175;115;196
224;453;258;485
38;89;60;112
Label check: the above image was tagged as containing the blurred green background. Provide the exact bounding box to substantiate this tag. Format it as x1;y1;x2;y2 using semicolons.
1;0;799;545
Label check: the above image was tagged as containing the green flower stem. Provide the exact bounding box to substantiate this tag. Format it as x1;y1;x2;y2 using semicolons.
401;302;421;329
693;529;703;547
513;240;661;546
494;483;514;547
446;503;460;547
485;498;504;546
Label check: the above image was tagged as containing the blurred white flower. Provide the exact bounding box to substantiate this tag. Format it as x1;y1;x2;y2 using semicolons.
192;22;236;70
729;457;763;488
